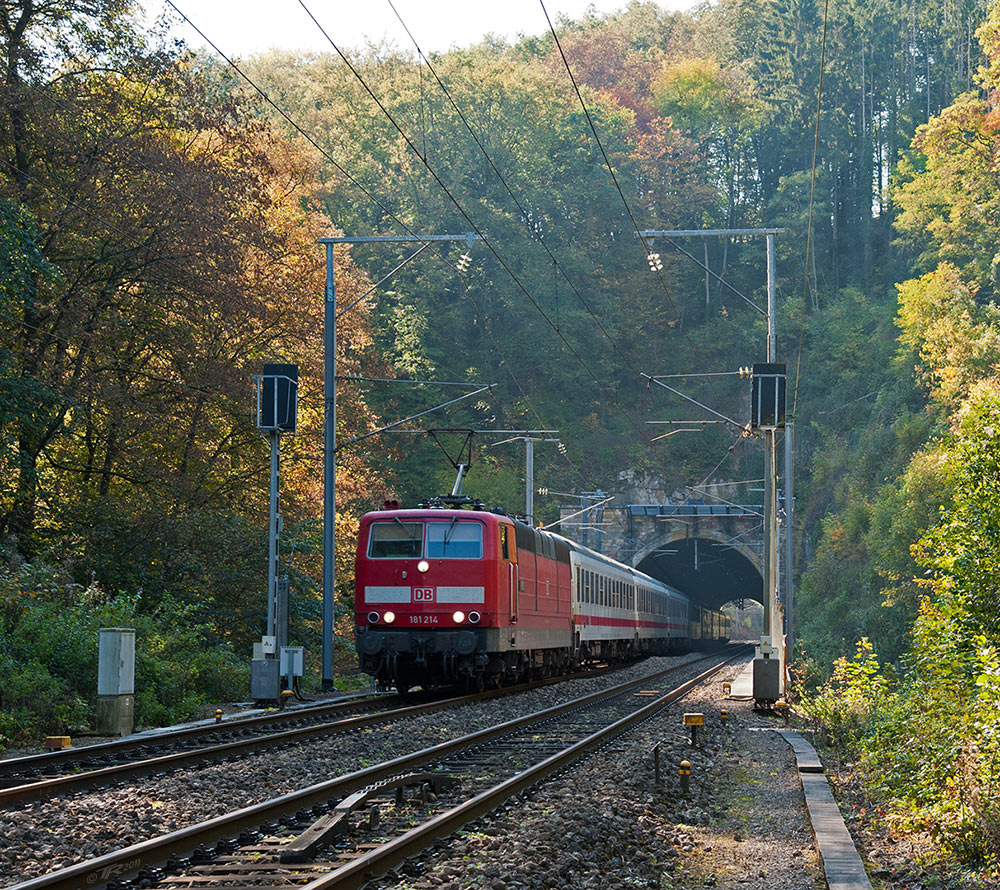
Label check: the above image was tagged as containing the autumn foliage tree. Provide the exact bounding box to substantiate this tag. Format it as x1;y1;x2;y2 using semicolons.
0;1;382;693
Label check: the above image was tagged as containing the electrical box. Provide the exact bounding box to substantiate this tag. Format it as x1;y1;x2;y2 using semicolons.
251;658;281;702
751;362;786;430
257;363;298;432
752;656;781;701
98;628;135;736
261;635;276;655
280;646;304;678
98;628;135;695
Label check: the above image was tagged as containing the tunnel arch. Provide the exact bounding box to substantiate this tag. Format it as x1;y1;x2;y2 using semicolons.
633;529;763;612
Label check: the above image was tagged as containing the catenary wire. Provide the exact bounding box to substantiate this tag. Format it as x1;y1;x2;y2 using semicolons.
388;5;756;515
538;0;718;398
385;0;645;383
296;0;653;445
163;2;578;458
791;0;831;418
163;0;584;483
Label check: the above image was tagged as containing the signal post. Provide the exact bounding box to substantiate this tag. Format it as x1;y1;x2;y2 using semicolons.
251;364;299;703
638;228;790;702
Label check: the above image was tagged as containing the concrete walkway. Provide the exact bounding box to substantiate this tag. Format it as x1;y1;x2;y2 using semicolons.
777;729;874;890
727;659;755;699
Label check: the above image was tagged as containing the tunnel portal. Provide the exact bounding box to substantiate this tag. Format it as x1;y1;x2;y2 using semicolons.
634;535;763;612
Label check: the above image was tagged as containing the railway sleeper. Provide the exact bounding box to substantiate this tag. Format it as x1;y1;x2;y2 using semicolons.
280;771;458;863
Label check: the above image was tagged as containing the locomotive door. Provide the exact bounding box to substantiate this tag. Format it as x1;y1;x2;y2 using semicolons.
501;525;518;623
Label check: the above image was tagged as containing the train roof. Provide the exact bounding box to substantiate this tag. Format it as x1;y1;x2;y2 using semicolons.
362;506;506;522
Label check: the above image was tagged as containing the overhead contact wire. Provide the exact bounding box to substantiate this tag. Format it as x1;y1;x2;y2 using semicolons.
792;0;831;418
539;0;719;398
164;0;436;255
296;0;651;444
386;0;639;378
165;1;577;476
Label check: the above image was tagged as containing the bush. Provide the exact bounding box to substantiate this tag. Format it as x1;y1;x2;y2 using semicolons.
0;561;248;746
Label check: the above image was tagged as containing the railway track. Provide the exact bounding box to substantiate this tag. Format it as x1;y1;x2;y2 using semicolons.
9;646;749;890
0;691;390;783
0;664;632;807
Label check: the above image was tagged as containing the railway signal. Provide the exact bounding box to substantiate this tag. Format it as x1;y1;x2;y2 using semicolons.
251;363;298;703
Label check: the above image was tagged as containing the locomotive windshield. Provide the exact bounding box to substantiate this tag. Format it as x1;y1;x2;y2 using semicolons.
366;519;484;559
426;520;483;558
368;521;422;558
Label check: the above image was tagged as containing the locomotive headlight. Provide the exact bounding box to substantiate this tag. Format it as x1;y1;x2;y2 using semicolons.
452;611;466;624
383;611;396;624
468;611;481;624
367;611;380;624
417;560;430;573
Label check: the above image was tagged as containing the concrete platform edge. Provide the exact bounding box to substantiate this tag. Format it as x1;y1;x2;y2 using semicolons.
776;729;874;890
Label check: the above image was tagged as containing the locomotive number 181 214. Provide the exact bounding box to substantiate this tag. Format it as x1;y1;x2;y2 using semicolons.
408;615;440;625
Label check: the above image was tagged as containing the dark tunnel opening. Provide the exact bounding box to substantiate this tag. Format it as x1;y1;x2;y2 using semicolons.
635;537;763;613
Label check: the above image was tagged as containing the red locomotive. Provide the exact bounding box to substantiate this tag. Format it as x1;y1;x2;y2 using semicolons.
354;496;729;692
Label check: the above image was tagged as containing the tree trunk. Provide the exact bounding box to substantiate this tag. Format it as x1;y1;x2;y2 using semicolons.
10;443;39;557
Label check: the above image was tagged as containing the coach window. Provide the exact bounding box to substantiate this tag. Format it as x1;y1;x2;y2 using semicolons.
368;521;422;558
426;520;484;558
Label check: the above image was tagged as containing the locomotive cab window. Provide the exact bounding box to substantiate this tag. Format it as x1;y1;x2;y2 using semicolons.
368;521;422;558
426;520;484;558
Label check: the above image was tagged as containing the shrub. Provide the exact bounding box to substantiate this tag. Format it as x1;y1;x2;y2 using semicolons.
0;561;248;746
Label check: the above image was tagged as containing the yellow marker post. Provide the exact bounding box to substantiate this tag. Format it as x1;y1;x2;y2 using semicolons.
679;759;691;795
683;712;706;746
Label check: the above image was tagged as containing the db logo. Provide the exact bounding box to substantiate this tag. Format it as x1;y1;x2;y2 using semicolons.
413;588;435;602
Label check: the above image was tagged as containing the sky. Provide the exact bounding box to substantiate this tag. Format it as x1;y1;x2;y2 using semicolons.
148;1;695;57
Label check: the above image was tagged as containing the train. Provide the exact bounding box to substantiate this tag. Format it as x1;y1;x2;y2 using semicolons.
354;496;730;692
